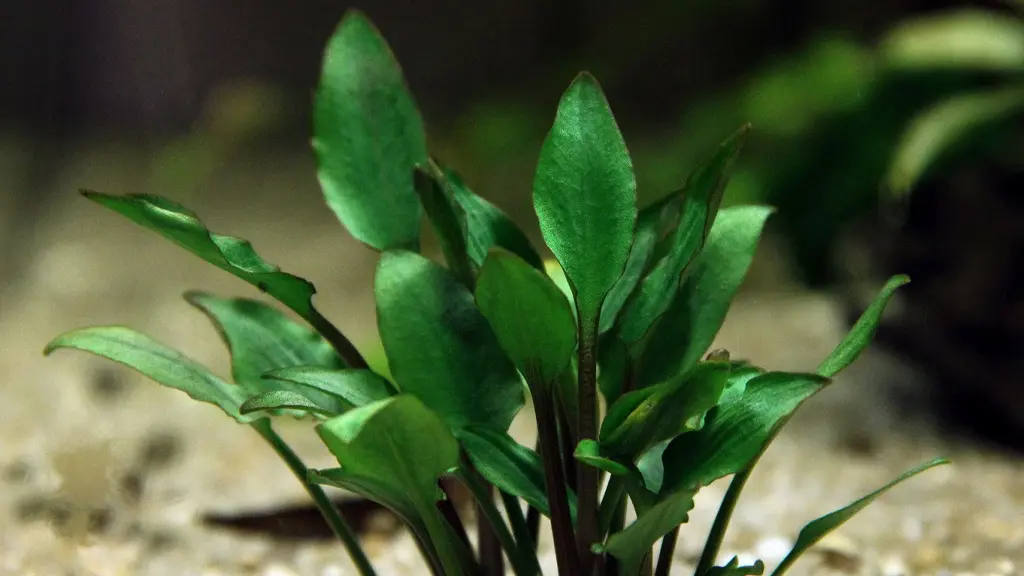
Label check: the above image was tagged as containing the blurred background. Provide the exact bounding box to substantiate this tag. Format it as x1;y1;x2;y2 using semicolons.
1;1;1023;573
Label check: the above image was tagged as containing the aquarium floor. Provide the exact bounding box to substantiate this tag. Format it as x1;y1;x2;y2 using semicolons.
1;141;1021;576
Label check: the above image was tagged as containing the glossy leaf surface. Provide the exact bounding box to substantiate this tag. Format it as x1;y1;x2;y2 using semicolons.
639;206;773;387
45;326;251;423
533;72;637;326
313;11;428;250
376;250;524;431
475;249;577;385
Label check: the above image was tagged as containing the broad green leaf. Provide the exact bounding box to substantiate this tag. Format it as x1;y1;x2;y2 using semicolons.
414;164;475;287
309;466;421;524
770;458;951;576
263;366;394;411
533;72;637;328
445;168;545;271
376;250;524;431
600;386;659;447
617;126;748;348
661;372;829;494
81;192;324;323
317;396;458;497
636;439;671;493
184;292;344;411
312;10;427;250
598;192;682;334
639;206;773;388
45;326;251;423
886;86;1024;199
880;9;1024;72
600;361;731;459
706;557;765;576
317;395;468;575
574;439;630;475
817;275;909;377
717;363;766;406
240;390;337;418
457;426;559;517
475;249;577;385
601;488;697;573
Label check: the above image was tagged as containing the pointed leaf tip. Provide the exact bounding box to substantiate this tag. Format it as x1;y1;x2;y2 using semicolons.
314;7;427;251
533;71;637;329
817;274;910;378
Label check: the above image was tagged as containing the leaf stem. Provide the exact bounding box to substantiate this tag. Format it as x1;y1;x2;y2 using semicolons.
461;470;544;576
252;420;376;576
308;309;369;369
533;384;581;576
576;323;600;572
694;466;754;576
463;459;505;576
526;505;542;552
502;492;535;554
654;528;679;576
437;480;473;553
597;476;626;539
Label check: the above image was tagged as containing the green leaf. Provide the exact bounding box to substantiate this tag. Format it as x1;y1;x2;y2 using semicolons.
880;9;1024;72
706;557;765;576
661;372;829;494
886;86;1024;199
475;249;577;385
44;326;251;423
309;466;421;524
636;439;671;493
601;488;697;573
598;192;681;335
817;275;909;377
445;167;545;271
617;126;748;348
184;292;344;411
375;250;525;432
263;366;394;411
240;390;337;418
770;458;951;576
81;193;322;323
574;439;631;476
600;361;731;459
317;395;458;499
457;426;561;518
533;72;637;328
639;206;773;388
414;164;475;287
313;10;428;251
317;395;469;575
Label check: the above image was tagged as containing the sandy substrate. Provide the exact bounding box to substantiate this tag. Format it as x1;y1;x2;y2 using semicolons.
1;141;1021;575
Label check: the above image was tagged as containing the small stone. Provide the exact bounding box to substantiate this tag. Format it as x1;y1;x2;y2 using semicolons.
755;536;793;562
911;543;944;570
880;555;909;576
261;564;298;576
815;533;861;572
3;459;34;484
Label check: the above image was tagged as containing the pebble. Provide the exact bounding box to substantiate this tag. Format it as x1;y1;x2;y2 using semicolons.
755;536;793;562
815;532;861;572
261;565;298;576
880;555;909;576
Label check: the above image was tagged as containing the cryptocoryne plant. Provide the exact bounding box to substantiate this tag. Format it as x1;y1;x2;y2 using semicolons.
45;9;947;576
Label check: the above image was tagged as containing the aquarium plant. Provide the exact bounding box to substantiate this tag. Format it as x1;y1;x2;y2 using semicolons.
45;9;947;576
